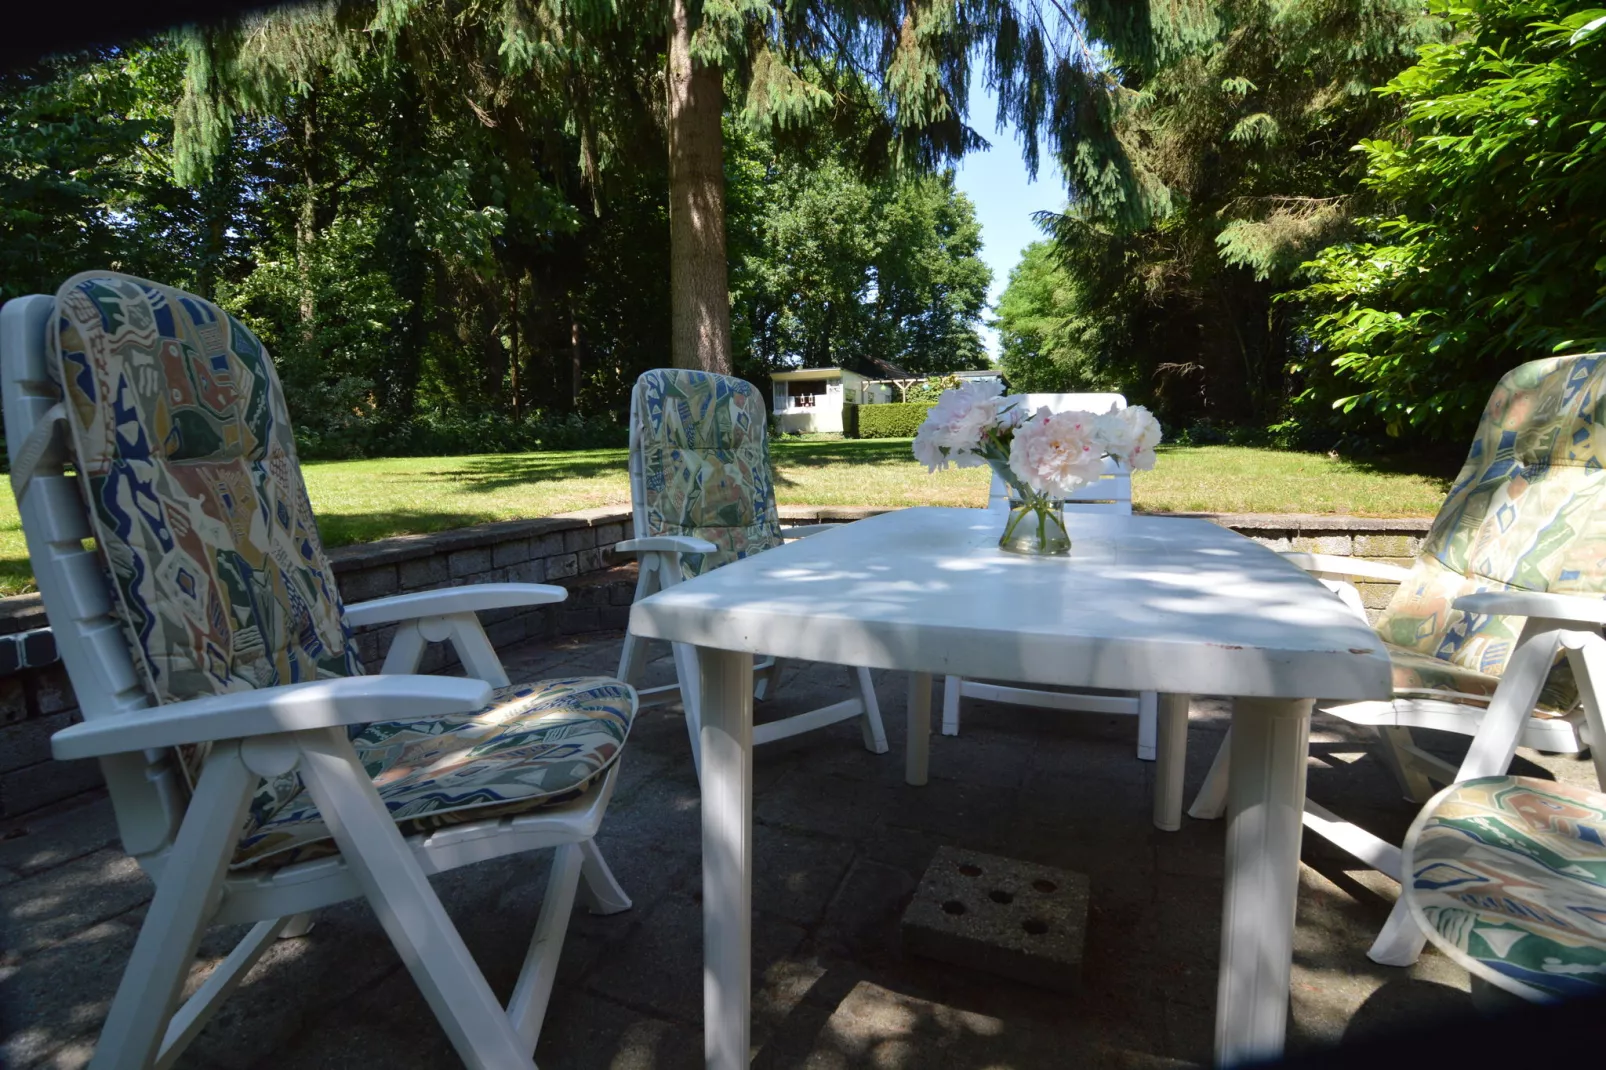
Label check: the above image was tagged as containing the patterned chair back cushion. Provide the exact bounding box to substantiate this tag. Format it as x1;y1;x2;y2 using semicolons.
1374;354;1606;702
629;369;782;579
50;272;361;706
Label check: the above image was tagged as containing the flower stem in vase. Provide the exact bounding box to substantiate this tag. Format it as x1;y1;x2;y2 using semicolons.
999;486;1071;557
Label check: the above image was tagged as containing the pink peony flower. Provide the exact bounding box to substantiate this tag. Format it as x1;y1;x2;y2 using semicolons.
1008;409;1107;496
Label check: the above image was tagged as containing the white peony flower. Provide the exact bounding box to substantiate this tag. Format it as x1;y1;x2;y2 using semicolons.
913;380;1009;468
911;423;947;472
924;380;1006;450
1093;405;1163;471
1008;409;1106;496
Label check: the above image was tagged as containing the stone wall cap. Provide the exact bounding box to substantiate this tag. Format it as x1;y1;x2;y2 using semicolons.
0;596;47;634
774;504;1434;531
326;509;634;569
1154;511;1433;533
777;505;894;521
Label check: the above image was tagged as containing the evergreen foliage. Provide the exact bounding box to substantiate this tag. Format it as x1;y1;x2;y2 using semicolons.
1001;0;1441;431
1297;0;1606;442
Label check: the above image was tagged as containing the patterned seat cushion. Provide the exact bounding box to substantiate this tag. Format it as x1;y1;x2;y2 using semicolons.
631;369;783;579
1372;354;1606;714
234;676;635;869
1384;642;1575;715
1405;776;1606;999
1386;643;1500;703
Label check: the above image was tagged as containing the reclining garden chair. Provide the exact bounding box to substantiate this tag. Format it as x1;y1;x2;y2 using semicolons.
3;272;638;1068
1187;352;1606;965
613;368;887;773
939;392;1162;760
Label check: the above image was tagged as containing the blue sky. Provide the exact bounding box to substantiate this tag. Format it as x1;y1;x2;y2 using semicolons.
950;68;1066;361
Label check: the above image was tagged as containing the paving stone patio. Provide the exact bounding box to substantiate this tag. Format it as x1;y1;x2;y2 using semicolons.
2;629;1596;1069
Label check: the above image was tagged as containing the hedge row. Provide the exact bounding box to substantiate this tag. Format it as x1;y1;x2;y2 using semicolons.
294;410;627;460
844;401;936;439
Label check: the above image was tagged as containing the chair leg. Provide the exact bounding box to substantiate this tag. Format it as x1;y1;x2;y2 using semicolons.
576;838;633;916
92;744;258;1070
1188;727;1231;820
1136;690;1159;761
754;657;785;702
156;916;298;1070
295;728;531;1069
279;912;316;939
941;675;962;736
508;842;585;1054
854;666;889;754
1373;726;1436;803
1366;895;1428;967
617;563;663;685
1564;635;1606;789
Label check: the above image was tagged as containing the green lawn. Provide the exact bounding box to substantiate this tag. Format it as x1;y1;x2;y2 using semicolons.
0;441;1451;597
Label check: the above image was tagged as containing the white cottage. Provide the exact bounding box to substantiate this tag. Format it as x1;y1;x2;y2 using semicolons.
770;363;1004;433
770;368;888;433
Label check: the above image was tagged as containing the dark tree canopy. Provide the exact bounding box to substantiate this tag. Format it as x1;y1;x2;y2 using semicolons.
0;4;996;456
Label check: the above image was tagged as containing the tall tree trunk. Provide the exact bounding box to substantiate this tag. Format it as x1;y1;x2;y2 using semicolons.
666;0;732;375
296;94;319;347
195;138;230;301
378;70;429;418
570;307;585;410
509;277;521;422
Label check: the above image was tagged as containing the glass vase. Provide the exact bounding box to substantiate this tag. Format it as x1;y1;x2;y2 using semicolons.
998;485;1071;556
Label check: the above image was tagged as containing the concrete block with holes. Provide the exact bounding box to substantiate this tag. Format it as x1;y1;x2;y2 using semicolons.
900;846;1090;993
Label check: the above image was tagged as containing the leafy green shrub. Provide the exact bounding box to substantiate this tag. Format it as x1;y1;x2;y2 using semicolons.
1296;0;1606;443
856;402;936;438
841;402;860;437
904;375;963;404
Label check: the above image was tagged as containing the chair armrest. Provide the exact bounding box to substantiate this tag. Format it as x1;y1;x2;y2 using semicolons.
1453;590;1606;626
344;583;568;627
615;536;719;555
51;675;493;761
1281;552;1412;583
782;524;839;539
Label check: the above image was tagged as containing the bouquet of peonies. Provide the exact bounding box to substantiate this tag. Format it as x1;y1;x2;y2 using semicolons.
912;381;1162;553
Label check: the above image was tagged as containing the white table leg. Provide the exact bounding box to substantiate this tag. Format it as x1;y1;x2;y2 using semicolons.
1215;697;1312;1066
1152;693;1190;831
699;647;754;1070
906;672;932;786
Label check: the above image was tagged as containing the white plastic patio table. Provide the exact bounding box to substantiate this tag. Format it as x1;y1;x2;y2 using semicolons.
627;506;1391;1067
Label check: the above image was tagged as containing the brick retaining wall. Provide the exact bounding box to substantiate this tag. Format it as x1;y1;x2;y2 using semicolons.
0;507;1430;818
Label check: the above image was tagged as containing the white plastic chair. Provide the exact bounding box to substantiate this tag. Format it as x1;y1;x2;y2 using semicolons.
940;393;1161;760
613;369;887;775
1185;353;1606;968
4;276;637;1069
